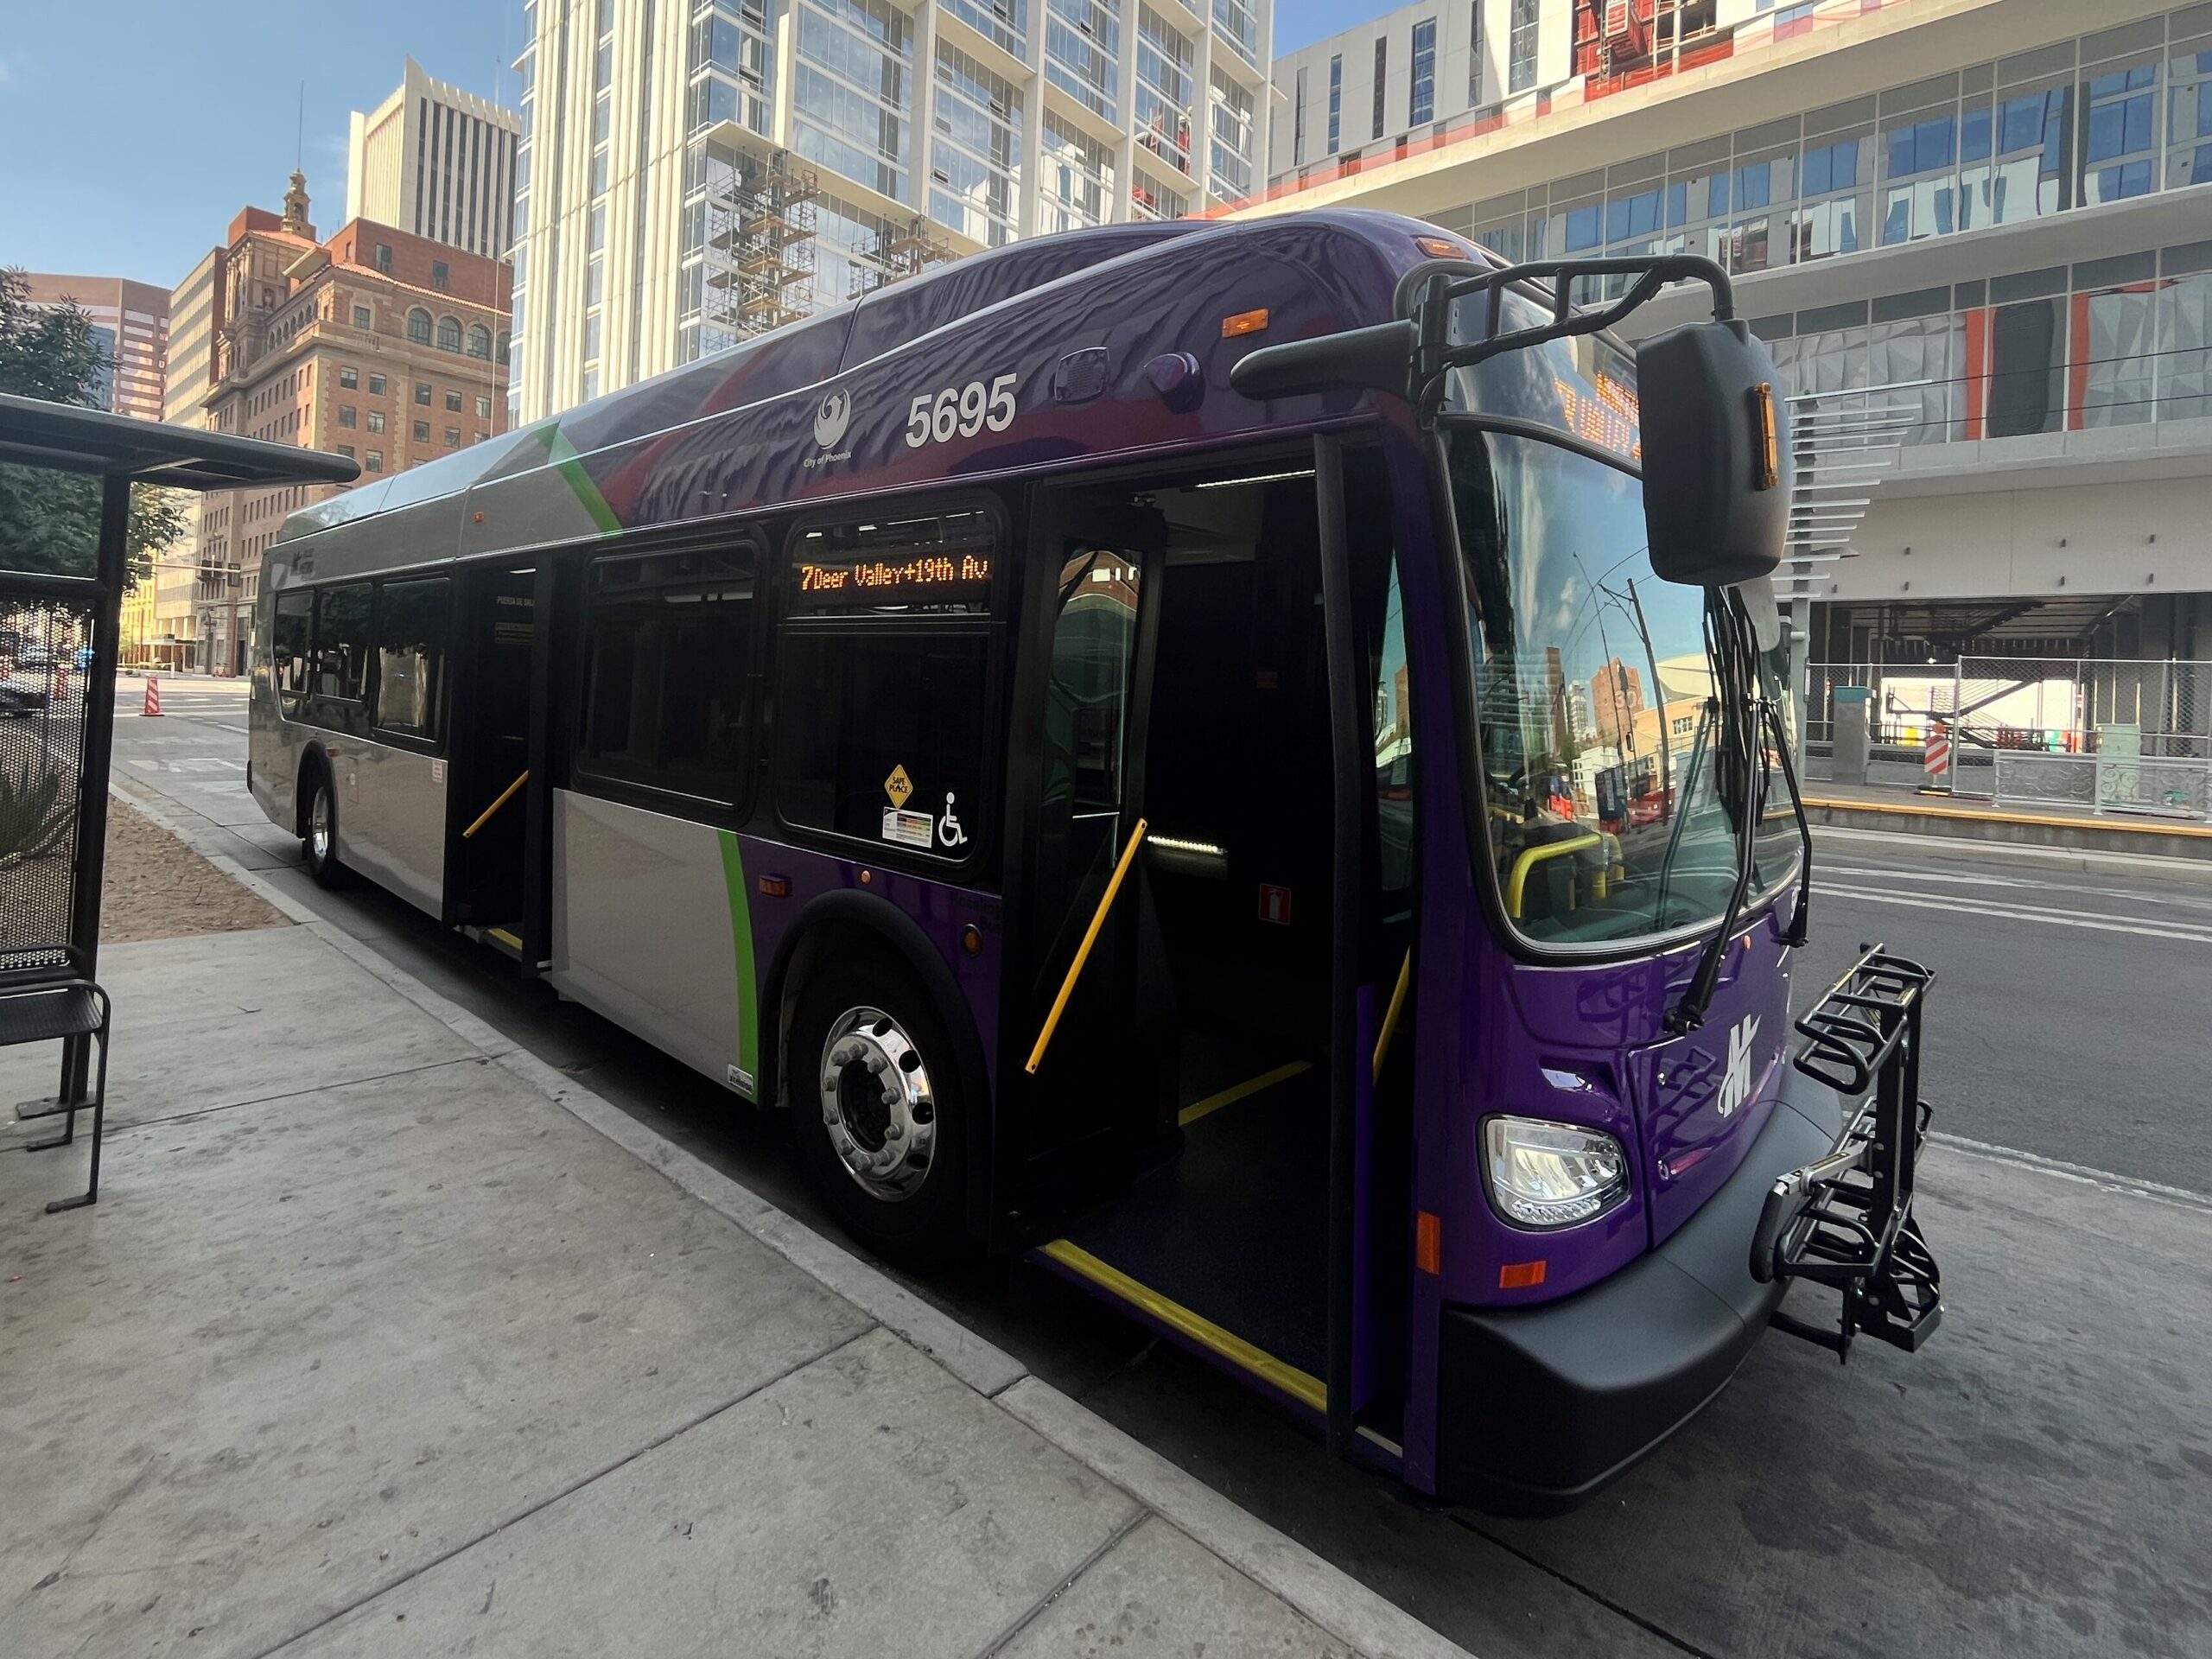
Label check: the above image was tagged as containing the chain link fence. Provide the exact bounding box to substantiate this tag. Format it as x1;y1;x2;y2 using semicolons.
1804;658;2212;811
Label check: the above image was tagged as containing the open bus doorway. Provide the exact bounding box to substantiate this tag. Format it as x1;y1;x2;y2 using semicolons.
444;566;537;940
1021;445;1414;1445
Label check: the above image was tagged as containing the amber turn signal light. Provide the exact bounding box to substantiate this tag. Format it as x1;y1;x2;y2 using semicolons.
1221;308;1270;339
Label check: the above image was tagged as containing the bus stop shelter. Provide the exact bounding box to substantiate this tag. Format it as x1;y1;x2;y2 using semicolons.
0;391;357;1210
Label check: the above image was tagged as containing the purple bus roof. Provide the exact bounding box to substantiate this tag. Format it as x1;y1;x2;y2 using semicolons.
276;208;1484;562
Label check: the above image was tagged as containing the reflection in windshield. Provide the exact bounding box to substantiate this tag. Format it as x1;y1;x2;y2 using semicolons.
1446;428;1798;946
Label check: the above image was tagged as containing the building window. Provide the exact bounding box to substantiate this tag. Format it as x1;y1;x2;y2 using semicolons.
365;450;384;472
1410;18;1436;127
475;393;493;418
1327;54;1341;154
431;260;450;291
496;332;510;366
415;382;432;406
413;419;431;442
444;426;461;448
339;405;357;428
1470;1;1484;103
339;365;358;389
369;372;386;396
407;307;432;345
337;443;355;460
435;315;462;353
466;322;492;359
1509;0;1537;95
353;304;372;330
1372;37;1388;139
1294;66;1306;164
375;244;393;273
445;388;463;412
367;410;386;434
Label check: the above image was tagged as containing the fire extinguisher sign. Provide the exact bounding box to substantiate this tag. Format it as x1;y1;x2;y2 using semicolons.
1257;884;1293;925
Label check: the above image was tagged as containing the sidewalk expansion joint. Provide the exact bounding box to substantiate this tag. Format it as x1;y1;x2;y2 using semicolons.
971;1503;1153;1659
99;1056;483;1138
250;1324;879;1659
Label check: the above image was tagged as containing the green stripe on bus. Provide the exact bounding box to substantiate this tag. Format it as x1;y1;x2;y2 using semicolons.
536;425;621;537
716;829;760;1096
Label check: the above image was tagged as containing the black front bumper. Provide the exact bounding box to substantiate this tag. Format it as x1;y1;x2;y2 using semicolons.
1437;1071;1844;1516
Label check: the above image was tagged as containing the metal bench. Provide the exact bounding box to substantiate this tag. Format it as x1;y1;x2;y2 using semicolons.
3;979;111;1211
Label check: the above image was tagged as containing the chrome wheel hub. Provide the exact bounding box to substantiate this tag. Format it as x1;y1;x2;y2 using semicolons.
818;1006;937;1202
309;789;331;860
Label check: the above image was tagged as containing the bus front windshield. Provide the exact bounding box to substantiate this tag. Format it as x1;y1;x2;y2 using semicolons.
1440;307;1799;947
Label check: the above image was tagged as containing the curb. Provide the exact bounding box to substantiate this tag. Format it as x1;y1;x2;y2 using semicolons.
108;779;1473;1659
1802;794;2212;861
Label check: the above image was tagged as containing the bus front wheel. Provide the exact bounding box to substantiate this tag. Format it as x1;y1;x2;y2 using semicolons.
302;767;345;888
789;957;968;1263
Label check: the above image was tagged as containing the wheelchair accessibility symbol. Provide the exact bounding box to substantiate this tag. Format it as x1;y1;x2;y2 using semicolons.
938;792;968;849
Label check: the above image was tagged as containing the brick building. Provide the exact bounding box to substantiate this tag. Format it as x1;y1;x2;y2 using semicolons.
192;172;512;673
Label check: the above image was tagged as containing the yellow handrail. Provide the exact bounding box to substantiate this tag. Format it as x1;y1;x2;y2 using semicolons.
1505;832;1601;918
462;770;531;840
1025;817;1147;1075
1372;949;1413;1082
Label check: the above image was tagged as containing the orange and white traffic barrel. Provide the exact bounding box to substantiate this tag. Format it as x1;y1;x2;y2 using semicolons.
143;676;162;716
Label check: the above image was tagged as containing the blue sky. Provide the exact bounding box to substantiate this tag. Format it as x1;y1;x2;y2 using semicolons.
0;0;1363;292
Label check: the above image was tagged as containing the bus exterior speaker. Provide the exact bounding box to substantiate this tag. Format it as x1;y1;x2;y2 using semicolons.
1635;318;1792;589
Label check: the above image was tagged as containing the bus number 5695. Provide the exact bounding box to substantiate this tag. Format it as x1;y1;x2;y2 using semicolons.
906;374;1018;448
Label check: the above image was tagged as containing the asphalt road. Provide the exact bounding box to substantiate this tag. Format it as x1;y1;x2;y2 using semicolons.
99;677;2212;1659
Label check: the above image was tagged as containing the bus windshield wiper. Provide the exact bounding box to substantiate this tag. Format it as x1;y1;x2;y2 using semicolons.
1665;589;1764;1034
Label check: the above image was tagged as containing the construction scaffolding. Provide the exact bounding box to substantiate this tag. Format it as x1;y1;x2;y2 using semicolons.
847;216;954;301
702;149;820;340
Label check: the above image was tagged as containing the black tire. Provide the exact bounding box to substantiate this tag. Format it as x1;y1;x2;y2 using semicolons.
788;953;970;1264
302;766;345;888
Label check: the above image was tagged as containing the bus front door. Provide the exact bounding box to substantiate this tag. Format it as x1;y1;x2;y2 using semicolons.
1008;498;1167;1205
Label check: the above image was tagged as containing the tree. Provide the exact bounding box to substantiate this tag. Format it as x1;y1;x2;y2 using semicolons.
0;267;187;583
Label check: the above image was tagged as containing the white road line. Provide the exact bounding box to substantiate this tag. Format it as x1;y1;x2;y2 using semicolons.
1930;1132;2212;1214
1821;885;2212;944
1812;823;2212;880
1821;862;2212;914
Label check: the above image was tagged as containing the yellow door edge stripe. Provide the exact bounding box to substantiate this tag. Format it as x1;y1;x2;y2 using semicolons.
486;927;523;950
1176;1059;1313;1128
1038;1238;1328;1414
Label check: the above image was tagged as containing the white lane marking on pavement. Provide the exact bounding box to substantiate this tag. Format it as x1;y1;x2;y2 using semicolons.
1821;862;2212;915
1821;885;2212;944
1930;1132;2212;1214
1811;823;2212;880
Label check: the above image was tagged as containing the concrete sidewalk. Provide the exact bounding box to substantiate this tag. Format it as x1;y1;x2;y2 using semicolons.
1802;780;2212;860
1;850;1464;1656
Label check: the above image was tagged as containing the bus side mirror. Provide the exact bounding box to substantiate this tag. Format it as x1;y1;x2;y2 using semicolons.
1637;319;1790;588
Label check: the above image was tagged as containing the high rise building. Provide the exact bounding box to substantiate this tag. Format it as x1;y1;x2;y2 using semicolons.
1255;0;2212;668
347;57;523;260
188;172;512;674
149;249;226;667
19;273;170;422
508;0;1274;423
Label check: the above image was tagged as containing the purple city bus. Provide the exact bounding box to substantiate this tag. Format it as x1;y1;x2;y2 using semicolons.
251;209;1942;1511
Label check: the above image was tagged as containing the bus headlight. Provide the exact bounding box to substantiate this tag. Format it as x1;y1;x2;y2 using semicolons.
1484;1116;1629;1230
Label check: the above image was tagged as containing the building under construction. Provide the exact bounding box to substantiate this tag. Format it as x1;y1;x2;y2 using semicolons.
701;149;820;341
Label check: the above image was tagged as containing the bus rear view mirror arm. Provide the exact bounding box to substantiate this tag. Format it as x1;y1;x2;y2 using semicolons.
1228;320;1416;404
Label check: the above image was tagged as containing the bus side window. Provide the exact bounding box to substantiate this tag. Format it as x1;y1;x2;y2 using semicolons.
575;546;755;806
372;576;451;747
309;582;372;735
273;590;312;718
775;509;996;859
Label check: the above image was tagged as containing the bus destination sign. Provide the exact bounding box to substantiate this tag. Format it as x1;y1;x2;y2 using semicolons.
794;552;994;612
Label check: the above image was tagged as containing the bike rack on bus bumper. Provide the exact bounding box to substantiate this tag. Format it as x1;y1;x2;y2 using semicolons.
1751;944;1943;1360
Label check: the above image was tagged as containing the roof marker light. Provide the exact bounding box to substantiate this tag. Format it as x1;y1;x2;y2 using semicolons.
1221;308;1270;338
1414;235;1463;258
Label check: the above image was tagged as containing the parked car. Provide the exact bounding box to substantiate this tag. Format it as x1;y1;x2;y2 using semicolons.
0;678;50;717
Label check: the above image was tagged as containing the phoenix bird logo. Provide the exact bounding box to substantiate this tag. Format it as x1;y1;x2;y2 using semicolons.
814;389;853;449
